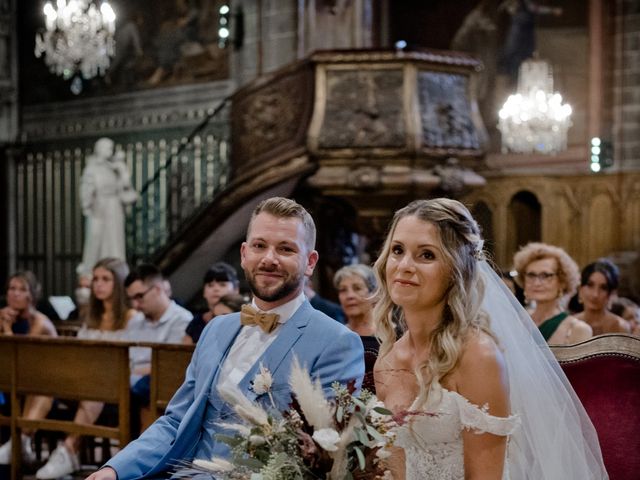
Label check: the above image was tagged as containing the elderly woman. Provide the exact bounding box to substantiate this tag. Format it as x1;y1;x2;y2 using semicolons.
334;264;379;392
513;242;592;344
575;260;630;335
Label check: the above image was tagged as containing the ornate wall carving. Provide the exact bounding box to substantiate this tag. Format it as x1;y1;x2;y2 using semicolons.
231;63;314;168
318;69;405;149
418;71;480;150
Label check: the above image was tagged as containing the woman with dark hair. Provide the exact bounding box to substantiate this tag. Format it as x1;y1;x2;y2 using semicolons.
183;262;240;344
34;258;139;479
575;259;630;335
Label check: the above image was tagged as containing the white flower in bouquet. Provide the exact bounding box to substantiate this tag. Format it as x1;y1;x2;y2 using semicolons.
181;355;396;480
249;434;267;446
193;458;235;472
312;428;341;452
252;363;273;395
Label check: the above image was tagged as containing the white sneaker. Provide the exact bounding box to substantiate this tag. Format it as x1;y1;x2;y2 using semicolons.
35;445;79;479
0;435;36;465
0;439;10;464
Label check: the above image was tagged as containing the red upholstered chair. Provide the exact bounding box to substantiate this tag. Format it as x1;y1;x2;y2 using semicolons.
550;334;640;480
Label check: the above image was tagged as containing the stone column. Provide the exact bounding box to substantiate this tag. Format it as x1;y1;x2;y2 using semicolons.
0;0;17;144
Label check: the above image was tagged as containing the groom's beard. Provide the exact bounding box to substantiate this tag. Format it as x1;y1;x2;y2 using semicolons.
245;267;303;303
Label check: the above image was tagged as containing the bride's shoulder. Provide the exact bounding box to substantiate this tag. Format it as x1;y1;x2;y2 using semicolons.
457;331;506;379
447;331;509;415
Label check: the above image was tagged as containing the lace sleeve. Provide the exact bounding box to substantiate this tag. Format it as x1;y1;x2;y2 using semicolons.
454;394;520;436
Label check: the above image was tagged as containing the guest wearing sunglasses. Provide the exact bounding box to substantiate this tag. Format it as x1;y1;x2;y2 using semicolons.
513;242;592;345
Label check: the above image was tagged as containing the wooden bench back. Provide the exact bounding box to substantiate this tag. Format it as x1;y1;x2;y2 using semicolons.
0;336;131;480
0;340;13;427
148;343;194;419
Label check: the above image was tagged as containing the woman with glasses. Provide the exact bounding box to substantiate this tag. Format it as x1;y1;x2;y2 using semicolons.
513;242;592;345
575;259;630;335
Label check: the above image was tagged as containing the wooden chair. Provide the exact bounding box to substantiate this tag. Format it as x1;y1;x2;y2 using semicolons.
550;334;640;480
149;343;194;420
2;336;132;480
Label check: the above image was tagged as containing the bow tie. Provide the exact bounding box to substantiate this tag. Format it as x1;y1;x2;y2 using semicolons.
240;304;280;334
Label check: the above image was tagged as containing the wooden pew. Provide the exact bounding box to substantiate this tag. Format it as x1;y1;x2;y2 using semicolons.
1;336;131;480
148;343;195;420
0;340;13;428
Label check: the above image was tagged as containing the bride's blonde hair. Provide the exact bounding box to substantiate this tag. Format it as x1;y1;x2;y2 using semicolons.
373;198;493;405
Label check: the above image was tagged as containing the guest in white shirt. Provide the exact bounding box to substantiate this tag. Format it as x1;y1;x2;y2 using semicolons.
124;263;192;435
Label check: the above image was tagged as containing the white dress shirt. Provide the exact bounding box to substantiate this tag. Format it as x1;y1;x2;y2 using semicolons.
218;292;306;389
127;301;193;386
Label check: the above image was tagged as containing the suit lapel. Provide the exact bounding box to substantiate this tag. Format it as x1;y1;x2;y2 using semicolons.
195;317;243;397
238;301;312;398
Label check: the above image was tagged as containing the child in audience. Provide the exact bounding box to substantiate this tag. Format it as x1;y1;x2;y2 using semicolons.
611;297;640;335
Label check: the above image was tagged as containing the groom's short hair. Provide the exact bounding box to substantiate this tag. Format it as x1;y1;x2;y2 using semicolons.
248;197;316;252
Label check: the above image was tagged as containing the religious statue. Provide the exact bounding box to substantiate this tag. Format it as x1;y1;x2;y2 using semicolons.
77;138;138;277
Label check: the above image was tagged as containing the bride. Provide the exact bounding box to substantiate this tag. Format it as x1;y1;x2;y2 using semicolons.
373;198;608;480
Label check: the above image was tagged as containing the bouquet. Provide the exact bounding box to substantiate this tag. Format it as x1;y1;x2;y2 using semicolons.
181;357;396;480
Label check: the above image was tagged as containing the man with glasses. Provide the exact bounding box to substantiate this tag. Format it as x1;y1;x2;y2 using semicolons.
124;263;192;435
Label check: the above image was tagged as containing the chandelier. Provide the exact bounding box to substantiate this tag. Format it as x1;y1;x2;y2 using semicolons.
498;59;572;154
35;0;116;82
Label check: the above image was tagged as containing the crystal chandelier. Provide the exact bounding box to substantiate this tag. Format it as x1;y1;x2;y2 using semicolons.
498;59;572;154
34;0;116;82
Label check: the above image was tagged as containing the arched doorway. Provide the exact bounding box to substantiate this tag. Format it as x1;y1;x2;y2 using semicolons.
508;191;541;260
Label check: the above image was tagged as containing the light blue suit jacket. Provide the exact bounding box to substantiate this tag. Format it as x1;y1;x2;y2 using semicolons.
106;300;364;479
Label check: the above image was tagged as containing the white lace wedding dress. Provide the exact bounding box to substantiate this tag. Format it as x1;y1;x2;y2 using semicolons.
393;381;520;480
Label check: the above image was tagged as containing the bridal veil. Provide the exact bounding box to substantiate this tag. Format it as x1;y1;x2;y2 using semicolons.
478;261;608;479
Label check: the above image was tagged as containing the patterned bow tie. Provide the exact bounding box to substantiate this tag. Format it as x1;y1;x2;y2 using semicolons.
240;304;280;334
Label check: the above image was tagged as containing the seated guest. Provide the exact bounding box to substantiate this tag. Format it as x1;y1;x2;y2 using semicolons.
0;271;57;336
611;296;640;335
575;259;631;335
212;292;246;317
35;258;139;479
124;264;192;435
0;271;57;465
304;276;346;323
334;264;379;392
183;262;239;344
513;242;592;344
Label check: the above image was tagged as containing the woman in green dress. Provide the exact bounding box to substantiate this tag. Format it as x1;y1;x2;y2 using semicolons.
513;242;592;345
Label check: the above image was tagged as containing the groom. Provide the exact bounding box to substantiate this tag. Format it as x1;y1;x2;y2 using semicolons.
86;197;365;480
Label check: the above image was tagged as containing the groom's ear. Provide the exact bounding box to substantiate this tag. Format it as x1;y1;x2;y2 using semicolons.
304;250;319;277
